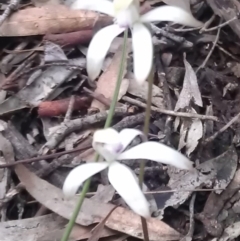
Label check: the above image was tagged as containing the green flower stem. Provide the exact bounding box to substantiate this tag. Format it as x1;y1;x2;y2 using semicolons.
104;30;128;128
139;66;154;241
139;66;154;187
60;30;128;241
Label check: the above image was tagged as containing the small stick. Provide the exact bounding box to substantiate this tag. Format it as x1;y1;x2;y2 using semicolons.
199;14;216;33
122;96;218;121
0;145;90;168
216;44;240;61
204;111;240;144
203;16;237;32
64;95;75;122
0;0;20;27
196;19;221;73
180;193;196;241
83;188;229;196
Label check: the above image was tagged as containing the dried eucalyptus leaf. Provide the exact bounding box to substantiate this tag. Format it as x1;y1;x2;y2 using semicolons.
44;41;68;63
153;146;237;218
175;54;202;110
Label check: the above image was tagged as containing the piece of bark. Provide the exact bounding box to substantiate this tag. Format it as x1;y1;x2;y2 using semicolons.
38;96;91;117
206;0;240;39
44;30;93;47
0;6;112;36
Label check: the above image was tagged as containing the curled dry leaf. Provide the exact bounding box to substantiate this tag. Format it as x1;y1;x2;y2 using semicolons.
186;115;203;155
0;6;112;36
178;107;203;156
91;47;129;111
15;164;181;240
175;53;202;111
200;165;240;236
154;146;238;217
44;41;68;63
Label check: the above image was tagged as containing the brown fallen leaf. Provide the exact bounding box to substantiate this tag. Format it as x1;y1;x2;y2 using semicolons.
38;216;117;241
0;6;112;36
87;206;118;241
0;213;116;241
15;164;182;241
44;30;93;47
91;46;129;111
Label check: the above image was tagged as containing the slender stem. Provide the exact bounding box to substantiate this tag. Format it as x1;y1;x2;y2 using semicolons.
60;30;128;241
139;67;154;187
104;30;128;128
139;67;154;241
60;178;91;241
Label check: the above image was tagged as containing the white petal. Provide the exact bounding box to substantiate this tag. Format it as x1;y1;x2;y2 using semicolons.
119;128;145;151
63;162;108;197
132;23;153;84
115;2;140;27
140;6;203;27
118;141;193;170
87;25;125;80
108;162;150;218
93;128;122;161
71;0;114;16
93;128;119;144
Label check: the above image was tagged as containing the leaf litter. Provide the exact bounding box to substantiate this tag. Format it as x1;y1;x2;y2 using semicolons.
1;0;240;240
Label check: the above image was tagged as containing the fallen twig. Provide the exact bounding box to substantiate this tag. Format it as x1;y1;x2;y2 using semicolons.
0;0;20;27
44;107;130;150
122;96;218;121
196;19;221;73
204;111;240;144
180;193;196;241
0;145;91;168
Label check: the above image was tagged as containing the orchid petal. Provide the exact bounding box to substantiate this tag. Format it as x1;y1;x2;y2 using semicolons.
132;23;153;84
93;128;122;161
119;128;145;151
87;25;125;80
63;162;108;197
115;1;140;27
93;128;119;145
71;0;114;16
140;6;203;27
118;141;193;170
108;162;150;218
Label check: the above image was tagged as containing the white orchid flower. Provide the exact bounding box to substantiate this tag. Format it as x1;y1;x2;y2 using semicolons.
71;0;202;84
63;128;193;218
